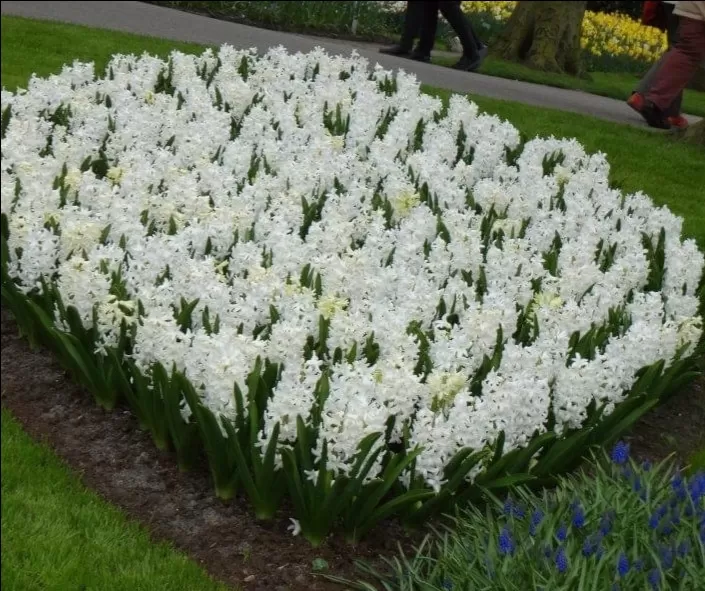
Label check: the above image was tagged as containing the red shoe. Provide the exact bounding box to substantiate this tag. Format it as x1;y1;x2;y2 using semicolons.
627;92;645;113
627;93;670;129
667;115;689;129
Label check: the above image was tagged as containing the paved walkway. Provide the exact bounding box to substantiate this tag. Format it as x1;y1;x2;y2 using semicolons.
1;1;699;127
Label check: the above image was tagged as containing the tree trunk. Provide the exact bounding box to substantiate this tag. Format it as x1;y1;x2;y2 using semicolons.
678;119;705;147
492;1;587;75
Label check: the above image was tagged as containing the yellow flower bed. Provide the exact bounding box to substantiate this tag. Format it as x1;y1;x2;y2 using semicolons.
462;1;668;64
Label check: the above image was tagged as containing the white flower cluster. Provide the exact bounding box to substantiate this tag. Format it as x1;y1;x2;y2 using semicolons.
2;46;702;492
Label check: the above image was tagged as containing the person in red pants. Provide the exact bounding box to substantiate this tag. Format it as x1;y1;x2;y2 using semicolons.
629;1;690;129
632;1;705;129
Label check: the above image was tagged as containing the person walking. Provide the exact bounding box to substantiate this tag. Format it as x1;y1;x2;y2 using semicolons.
630;1;705;129
380;1;487;71
629;1;689;129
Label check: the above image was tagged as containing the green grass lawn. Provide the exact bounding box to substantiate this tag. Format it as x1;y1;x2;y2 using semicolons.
433;54;705;119
0;410;233;591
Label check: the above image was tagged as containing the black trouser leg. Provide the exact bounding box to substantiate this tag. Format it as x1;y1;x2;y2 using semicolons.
399;1;426;51
438;0;479;59
416;1;440;57
466;18;484;51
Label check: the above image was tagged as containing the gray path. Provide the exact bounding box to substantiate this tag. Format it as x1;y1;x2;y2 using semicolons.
1;0;699;127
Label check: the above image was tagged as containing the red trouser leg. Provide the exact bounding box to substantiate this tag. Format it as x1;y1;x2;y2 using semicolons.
646;16;705;111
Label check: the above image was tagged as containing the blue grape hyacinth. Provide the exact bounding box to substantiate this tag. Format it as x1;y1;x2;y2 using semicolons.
529;509;544;537
498;526;515;556
556;522;568;542
555;547;569;574
648;568;661;589
572;504;585;529
611;441;630;465
617;553;629;577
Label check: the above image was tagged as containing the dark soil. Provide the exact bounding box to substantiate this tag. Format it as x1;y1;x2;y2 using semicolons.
2;306;704;590
623;367;705;467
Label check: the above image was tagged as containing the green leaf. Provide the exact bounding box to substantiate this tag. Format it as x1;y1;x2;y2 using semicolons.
355;447;424;527
407;449;485;525
164;369;200;471
124;359;155;432
441;447;475;479
182;380;237;500
281;448;308;521
492;431;505;465
346;342;358;364
294;416;314;473
480;473;535;491
223;417;260;505
352;489;434;541
1;104;11;140
331;436;387;532
260;422;281;490
506;431;556;474
532;425;594;478
600;397;660;448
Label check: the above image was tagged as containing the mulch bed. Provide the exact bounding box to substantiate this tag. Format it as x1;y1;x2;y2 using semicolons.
1;306;703;590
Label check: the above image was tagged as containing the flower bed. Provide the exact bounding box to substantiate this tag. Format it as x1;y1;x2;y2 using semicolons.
1;46;703;546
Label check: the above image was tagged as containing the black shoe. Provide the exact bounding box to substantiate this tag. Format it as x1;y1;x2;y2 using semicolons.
379;44;412;57
410;50;431;63
452;53;482;72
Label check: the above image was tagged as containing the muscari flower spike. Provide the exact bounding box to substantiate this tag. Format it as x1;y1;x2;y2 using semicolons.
599;512;613;536
572;504;585;529
582;535;598;557
503;497;513;516
688;471;705;503
617;553;630;577
611;441;630;466
556;522;568;542
555;547;568;574
530;508;544;529
498;526;515;556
